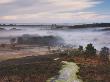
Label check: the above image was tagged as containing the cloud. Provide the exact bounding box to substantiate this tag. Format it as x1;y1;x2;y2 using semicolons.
0;0;109;23
1;15;17;20
12;0;102;14
1;12;110;23
0;0;15;4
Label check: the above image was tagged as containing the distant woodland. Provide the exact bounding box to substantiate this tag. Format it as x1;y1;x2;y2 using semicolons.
0;23;110;28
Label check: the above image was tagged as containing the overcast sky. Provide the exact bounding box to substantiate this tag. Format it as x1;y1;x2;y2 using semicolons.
0;0;110;23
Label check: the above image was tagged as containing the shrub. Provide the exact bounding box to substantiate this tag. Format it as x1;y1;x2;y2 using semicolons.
0;44;5;48
58;49;81;57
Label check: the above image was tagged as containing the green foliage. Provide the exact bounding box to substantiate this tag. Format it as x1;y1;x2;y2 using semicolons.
85;43;96;57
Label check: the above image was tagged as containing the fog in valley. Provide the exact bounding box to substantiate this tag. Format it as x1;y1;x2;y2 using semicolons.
0;26;110;50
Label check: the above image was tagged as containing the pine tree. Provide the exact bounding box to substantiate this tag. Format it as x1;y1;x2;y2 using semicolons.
100;47;109;62
85;43;96;57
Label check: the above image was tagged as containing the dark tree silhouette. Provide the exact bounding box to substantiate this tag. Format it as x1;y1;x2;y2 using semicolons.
85;43;96;57
78;45;84;55
10;38;16;44
10;38;16;49
78;45;83;52
100;47;109;62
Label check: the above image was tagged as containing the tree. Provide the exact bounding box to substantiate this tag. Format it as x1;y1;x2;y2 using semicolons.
100;47;109;62
10;38;16;49
85;43;96;57
10;38;16;44
78;45;84;55
78;45;83;52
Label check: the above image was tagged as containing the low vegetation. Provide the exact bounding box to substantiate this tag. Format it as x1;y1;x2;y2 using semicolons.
0;43;109;82
0;55;62;82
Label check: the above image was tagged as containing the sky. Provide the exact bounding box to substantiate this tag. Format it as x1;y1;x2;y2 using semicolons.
0;0;110;23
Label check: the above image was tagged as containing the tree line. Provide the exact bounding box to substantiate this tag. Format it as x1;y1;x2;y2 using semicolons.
59;43;110;62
